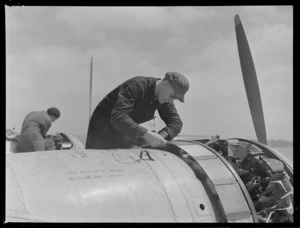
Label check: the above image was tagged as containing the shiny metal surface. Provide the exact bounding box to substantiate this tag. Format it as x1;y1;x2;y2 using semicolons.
6;148;220;222
175;142;255;222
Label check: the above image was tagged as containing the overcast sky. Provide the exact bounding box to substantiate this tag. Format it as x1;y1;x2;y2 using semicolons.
5;6;293;141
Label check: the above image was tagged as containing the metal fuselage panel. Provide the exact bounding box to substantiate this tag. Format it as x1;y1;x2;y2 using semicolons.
174;142;254;222
6;147;222;222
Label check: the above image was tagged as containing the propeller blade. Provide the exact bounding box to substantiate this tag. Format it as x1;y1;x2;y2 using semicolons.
89;56;93;120
234;14;267;145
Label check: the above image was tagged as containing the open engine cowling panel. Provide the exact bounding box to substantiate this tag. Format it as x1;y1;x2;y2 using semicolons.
203;139;294;223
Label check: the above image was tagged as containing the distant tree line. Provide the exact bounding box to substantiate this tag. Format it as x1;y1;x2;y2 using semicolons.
268;139;293;148
250;138;293;148
75;134;293;148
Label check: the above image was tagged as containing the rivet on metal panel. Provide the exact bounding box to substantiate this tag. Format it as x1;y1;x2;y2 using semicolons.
199;204;205;210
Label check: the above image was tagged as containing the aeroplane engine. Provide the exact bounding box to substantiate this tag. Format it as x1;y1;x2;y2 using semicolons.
6;138;293;223
207;139;294;223
6;140;257;223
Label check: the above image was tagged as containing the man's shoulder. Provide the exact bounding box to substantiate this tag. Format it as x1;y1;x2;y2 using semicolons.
27;111;50;121
127;76;158;82
26;111;42;117
124;76;159;87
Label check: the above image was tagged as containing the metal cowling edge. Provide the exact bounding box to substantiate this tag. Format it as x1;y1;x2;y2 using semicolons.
144;142;228;223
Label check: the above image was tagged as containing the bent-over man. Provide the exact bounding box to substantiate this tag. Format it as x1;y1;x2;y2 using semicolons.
18;107;61;152
86;71;189;149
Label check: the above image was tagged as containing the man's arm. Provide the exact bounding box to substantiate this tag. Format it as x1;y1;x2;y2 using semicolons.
110;82;166;148
40;117;52;138
110;82;148;140
157;103;183;140
205;135;220;145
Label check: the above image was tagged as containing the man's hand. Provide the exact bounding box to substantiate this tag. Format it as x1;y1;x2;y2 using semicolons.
142;130;167;148
205;134;220;145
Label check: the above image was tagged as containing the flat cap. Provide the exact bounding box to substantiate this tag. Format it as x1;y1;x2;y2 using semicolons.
164;71;189;102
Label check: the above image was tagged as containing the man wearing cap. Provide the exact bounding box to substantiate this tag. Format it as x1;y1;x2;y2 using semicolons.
86;72;189;149
18;107;61;152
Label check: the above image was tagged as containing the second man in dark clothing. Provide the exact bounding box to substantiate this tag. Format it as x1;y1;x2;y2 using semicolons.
86;71;189;149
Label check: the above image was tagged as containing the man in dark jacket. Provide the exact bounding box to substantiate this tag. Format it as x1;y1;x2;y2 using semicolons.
86;71;189;149
18;107;61;152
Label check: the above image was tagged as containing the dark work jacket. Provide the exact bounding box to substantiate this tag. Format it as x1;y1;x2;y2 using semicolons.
86;76;183;149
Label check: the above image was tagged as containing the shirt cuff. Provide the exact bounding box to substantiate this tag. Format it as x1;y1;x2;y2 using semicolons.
158;130;169;139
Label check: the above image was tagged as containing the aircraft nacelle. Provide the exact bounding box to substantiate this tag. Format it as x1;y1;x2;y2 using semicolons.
5;131;293;223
